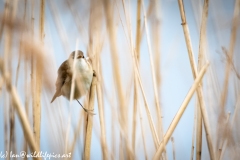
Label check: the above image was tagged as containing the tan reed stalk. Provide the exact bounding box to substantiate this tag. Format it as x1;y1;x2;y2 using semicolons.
137;2;154;51
135;0;142;60
191;100;197;160
109;0;128;159
15;0;26;88
132;0;141;154
152;0;163;137
118;0;142;157
141;0;164;146
196;100;202;160
217;111;231;159
119;135;124;160
96;82;108;159
132;76;138;155
220;96;240;160
84;75;97;160
111;105;116;160
134;57;160;149
217;4;240;155
30;0;35;141
171;137;176;160
5;0;18;156
138;102;148;160
2;1;15;157
153;62;209;159
2;1;10;157
69;110;84;159
4;93;9;155
220;0;240;110
24;49;29;157
87;1;108;157
196;0;209;158
15;47;22;87
103;0;132;159
65;45;80;156
119;1;133;155
0;60;40;158
33;0;44;148
177;0;215;159
120;0;160;150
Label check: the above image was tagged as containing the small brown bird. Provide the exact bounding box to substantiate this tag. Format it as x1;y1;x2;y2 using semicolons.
51;50;94;112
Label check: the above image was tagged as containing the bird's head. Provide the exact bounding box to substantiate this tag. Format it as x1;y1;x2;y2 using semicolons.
69;50;85;60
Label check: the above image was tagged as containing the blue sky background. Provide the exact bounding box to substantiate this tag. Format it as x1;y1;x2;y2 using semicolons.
0;0;239;159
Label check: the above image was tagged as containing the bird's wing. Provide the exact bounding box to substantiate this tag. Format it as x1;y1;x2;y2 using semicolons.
51;60;72;103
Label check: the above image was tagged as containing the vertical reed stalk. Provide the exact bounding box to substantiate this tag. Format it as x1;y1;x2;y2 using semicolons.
69;110;84;159
220;0;240;110
2;1;10;156
177;0;215;159
135;0;142;60
196;1;209;158
135;59;160;148
33;0;44;148
103;0;132;159
153;63;209;159
217;112;231;159
220;96;240;160
132;0;141;154
191;100;197;160
142;1;163;147
139;102;148;160
30;0;35;147
97;81;108;159
171;137;176;160
84;75;97;160
196;101;202;160
152;0;163;139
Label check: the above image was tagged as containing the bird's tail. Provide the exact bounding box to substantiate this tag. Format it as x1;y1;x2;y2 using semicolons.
51;91;60;103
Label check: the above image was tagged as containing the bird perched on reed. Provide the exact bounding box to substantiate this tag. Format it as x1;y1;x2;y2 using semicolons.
51;50;94;113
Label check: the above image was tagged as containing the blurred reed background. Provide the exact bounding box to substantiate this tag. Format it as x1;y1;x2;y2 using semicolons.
0;0;239;159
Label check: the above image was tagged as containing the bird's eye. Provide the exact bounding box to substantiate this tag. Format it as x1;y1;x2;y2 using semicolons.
83;56;85;58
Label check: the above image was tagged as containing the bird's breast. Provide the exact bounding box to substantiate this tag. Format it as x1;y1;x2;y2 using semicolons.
75;59;93;91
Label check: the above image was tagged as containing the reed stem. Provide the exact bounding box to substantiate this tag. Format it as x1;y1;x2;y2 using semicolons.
84;75;97;160
153;63;209;159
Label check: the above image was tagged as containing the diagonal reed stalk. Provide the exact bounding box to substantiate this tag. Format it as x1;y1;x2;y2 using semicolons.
177;0;215;159
153;62;209;159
